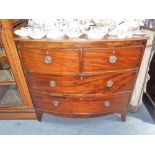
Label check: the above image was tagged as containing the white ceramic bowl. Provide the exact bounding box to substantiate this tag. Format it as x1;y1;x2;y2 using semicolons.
46;31;65;39
28;31;46;39
66;32;83;39
87;32;105;39
117;33;127;39
126;32;133;38
133;30;145;36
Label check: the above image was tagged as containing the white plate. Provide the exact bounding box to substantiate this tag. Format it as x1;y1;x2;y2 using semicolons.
133;31;145;36
14;29;28;37
28;31;46;39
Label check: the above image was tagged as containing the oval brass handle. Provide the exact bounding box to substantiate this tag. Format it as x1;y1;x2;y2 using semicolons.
103;100;111;107
49;80;56;87
44;55;52;64
52;101;60;107
109;55;117;64
106;80;113;88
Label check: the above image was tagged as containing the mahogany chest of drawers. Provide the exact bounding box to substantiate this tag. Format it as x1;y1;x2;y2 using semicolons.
15;38;147;121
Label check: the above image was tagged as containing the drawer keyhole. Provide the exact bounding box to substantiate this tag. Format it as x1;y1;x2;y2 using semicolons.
52;101;60;107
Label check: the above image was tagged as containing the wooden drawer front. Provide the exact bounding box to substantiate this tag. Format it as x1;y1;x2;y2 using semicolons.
21;48;80;73
83;47;143;72
31;91;131;113
26;71;136;94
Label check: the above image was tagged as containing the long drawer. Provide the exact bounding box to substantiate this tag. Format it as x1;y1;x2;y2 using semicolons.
31;91;131;114
26;70;137;94
21;48;80;73
83;47;144;72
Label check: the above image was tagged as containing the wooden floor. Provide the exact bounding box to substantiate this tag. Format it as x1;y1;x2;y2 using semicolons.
0;103;154;134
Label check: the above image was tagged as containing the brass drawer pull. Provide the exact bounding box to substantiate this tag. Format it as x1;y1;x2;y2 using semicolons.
106;80;113;88
44;55;52;64
49;80;56;87
109;55;117;63
103;100;111;107
52;101;60;107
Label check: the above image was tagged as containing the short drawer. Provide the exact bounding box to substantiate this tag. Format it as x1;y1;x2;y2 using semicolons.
31;91;131;114
26;71;137;94
83;47;144;72
21;48;80;73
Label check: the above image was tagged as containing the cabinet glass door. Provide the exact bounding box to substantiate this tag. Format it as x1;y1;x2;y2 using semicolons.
0;35;23;105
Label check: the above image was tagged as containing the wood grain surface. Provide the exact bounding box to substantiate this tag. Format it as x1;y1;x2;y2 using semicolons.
26;70;137;94
15;37;147;49
83;47;144;72
15;38;147;121
31;91;131;114
21;48;80;73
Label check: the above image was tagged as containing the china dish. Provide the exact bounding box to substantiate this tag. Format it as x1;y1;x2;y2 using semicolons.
14;19;146;39
14;29;28;37
14;27;32;37
46;31;65;39
66;32;83;39
28;31;46;39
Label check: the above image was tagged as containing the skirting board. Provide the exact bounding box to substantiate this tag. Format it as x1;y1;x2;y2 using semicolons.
0;112;37;119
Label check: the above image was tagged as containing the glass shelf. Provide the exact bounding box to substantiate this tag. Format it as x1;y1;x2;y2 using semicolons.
0;85;23;105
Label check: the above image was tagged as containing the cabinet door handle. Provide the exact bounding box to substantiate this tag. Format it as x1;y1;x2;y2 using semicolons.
106;80;113;88
49;80;56;87
103;100;111;107
44;55;52;64
109;55;117;64
52;101;60;107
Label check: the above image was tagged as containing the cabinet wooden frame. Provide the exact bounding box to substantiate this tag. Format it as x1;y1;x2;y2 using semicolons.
0;19;36;119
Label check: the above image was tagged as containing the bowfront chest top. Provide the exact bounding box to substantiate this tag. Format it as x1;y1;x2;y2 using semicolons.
15;37;147;121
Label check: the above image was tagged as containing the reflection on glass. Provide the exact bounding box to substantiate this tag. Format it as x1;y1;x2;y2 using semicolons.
0;70;14;82
0;85;23;105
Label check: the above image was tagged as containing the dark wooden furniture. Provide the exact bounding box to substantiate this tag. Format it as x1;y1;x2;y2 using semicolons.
137;26;155;121
143;27;155;121
0;19;36;119
15;37;147;122
146;51;155;104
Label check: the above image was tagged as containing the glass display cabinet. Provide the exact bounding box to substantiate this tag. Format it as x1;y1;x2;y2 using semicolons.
0;36;23;105
0;20;36;119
